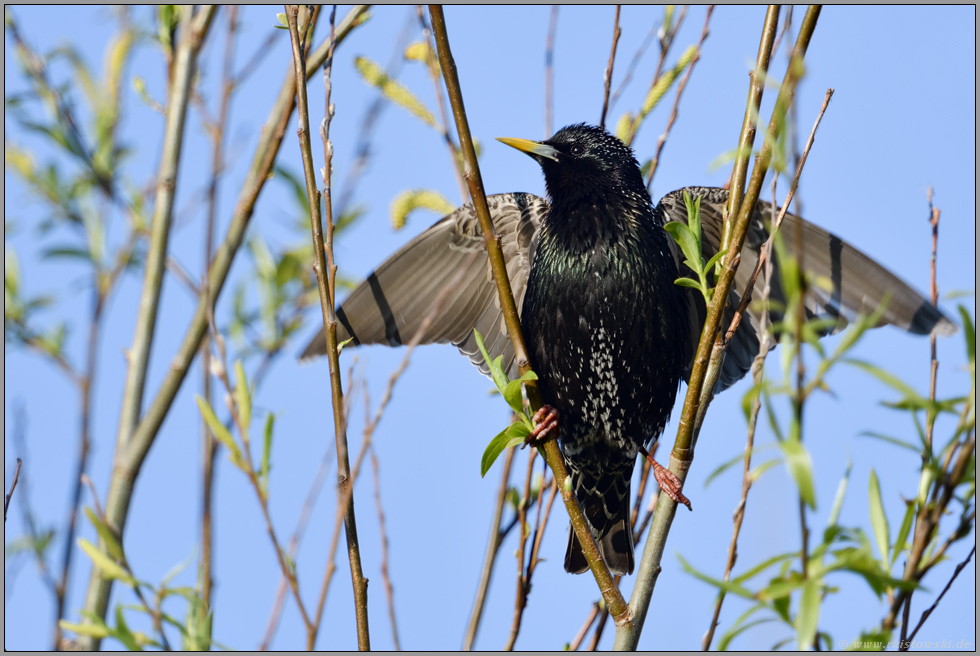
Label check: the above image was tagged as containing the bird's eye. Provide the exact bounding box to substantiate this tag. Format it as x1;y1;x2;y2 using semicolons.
569;144;584;156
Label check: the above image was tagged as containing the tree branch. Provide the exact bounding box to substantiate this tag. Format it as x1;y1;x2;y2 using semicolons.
613;6;822;649
428;4;630;625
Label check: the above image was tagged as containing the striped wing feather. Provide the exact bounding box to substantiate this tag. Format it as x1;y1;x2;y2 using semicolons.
659;187;956;390
302;186;954;391
300;193;549;378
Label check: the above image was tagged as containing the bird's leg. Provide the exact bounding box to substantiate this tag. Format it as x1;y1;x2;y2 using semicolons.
525;404;559;448
639;444;692;511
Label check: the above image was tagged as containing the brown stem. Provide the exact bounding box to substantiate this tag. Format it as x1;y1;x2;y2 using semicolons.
286;6;369;649
463;446;516;651
54;280;105;649
614;7;822;650
903;545;976;649
568;602;600;651
503;449;538;651
724;89;835;345
625;5;687;148
4;458;23;522
370;447;401;651
645;6;714;189
722;4;780;251
200;5;239;613
588;606;610;651
599;6;621;129
311;249;480;645
415;5;469;205
701;352;766;651
926;190;940;453
428;4;629;623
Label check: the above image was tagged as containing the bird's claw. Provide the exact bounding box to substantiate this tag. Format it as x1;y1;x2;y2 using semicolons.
641;448;692;511
525;405;559;448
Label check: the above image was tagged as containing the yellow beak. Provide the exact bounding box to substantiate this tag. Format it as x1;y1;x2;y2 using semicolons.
496;137;559;162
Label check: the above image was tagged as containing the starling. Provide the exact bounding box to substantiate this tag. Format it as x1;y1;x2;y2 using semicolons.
301;123;955;576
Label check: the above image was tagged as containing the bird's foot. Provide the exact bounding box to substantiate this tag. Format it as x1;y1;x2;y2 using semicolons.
525;405;559;448
640;445;692;511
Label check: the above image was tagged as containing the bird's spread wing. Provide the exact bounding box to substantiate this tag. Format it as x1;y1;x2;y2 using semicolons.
660;186;957;390
299;192;550;379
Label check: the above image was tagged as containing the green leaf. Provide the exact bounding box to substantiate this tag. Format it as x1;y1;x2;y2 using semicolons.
664;222;699;270
750;459;781;482
891;501;915;568
859;431;918;452
234;360;251;434
473;330;508;393
41;245;92;261
481;423;528;477
59;619;110;640
78;539;134;586
503;379;524;417
389;189;455;230
673;277;705;291
827;459;851;528
730;551;799;585
677;554;756;600
795;576;821;650
717;605;773;651
355;57;435;127
84;507;124;561
959;305;975;364
261;412;274;498
702;444;776;488
114;605;142;651
867;469;890;566
703;249;728;276
779;437;815;509
195;396;242;469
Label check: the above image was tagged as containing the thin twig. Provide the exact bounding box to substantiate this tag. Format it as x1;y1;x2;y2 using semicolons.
165;255;201;296
4;459;23;522
722;4;780;252
701;351;767;651
286;5;369;649
903;545;976;649
569;602;600;651
415;6;468;205
429;4;629;624
312;251;481;645
260;371;356;650
464;446;516;651
644;6;713;190
370;445;401;650
54;268;106;649
614;7;822;649
599;6;621;129
83;9;367;638
589;607;610;651
624;5;687;147
200;4;238;614
544;5;558;139
724;89;835;345
926;189;940;452
503;449;538;651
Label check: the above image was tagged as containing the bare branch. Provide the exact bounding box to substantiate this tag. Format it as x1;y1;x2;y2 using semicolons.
4;459;23;522
599;6;621;129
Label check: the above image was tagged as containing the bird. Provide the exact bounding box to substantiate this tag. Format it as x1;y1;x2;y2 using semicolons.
301;123;955;576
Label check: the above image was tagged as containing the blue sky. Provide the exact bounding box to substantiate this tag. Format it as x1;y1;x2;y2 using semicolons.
5;5;976;651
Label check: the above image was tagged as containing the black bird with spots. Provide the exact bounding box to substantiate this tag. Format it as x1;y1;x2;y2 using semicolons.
301;124;955;576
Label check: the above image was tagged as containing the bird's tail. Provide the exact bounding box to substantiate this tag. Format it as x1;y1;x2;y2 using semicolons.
564;475;634;576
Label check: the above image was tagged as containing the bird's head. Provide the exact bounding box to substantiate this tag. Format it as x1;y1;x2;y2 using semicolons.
497;124;645;205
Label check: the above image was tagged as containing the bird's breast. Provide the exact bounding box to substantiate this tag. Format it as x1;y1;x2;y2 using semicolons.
522;231;686;454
